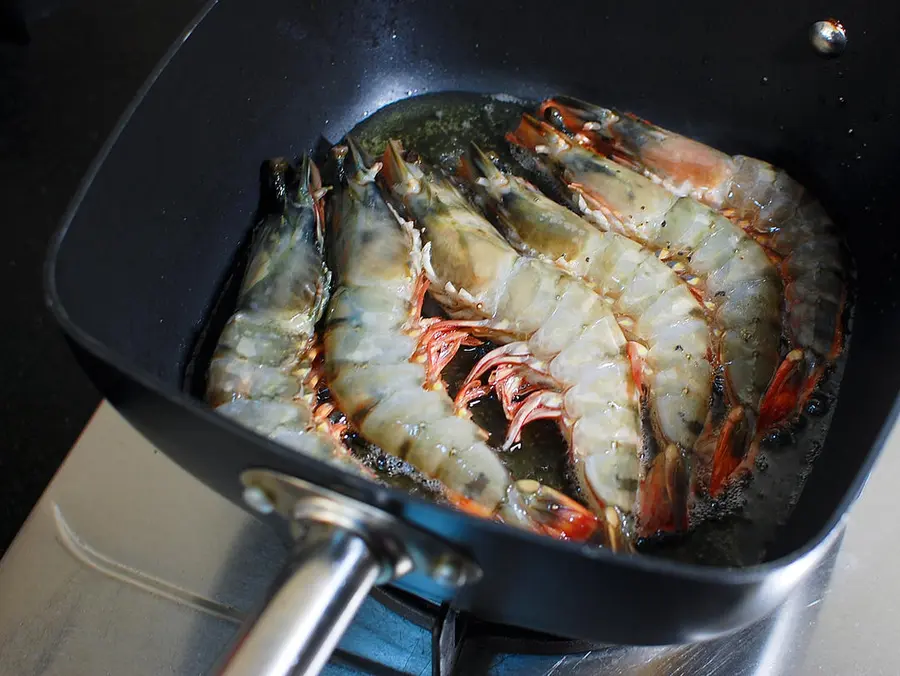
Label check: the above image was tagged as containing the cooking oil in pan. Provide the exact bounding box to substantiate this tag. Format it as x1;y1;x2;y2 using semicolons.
345;92;852;566
190;92;851;567
349;92;528;176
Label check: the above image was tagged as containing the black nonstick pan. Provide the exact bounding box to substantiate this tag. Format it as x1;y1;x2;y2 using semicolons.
44;0;900;673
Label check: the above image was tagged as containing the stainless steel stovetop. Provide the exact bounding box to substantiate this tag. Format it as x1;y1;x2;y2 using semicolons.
0;402;897;675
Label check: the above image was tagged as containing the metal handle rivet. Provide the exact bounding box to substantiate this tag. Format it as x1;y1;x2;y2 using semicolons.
431;557;464;588
243;485;275;514
810;19;847;57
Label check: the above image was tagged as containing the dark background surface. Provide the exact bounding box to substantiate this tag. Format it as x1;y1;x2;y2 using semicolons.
0;0;205;553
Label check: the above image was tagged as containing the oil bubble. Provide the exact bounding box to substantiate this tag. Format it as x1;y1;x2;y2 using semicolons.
805;395;830;417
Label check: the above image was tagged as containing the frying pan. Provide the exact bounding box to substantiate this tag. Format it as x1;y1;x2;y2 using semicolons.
44;0;900;673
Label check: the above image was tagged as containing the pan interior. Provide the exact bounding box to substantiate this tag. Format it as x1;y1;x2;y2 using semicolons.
185;91;853;566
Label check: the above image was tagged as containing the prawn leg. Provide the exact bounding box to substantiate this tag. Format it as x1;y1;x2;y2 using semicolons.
414;313;486;387
636;445;689;537
454;341;562;446
504;390;564;450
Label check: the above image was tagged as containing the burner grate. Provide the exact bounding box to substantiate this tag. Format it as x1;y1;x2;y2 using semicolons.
370;587;604;676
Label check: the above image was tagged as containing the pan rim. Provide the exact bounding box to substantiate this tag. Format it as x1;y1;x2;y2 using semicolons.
41;0;897;585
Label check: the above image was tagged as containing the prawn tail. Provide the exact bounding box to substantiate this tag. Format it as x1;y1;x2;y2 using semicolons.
442;488;498;522
756;349;807;433
708;407;749;496
758;291;845;433
445;479;621;548
508;480;630;550
635;444;689;538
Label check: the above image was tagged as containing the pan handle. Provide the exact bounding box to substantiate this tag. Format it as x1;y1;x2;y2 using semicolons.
216;469;482;676
217;522;383;676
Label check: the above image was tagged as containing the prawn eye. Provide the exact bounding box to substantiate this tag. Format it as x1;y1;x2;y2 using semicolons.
543;106;566;130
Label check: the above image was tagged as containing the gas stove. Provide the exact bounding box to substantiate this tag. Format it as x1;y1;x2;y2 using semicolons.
0;402;897;675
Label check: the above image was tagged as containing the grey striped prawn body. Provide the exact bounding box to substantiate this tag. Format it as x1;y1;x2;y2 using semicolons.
322;157;514;513
563;99;844;388
466;154;711;452
555;145;782;416
206;159;364;472
388;158;642;517
720;157;845;370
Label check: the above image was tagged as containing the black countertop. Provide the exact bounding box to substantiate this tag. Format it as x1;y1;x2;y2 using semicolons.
0;0;205;552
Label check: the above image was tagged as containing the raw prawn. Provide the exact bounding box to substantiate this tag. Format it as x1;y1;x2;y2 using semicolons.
322;138;602;541
461;143;713;533
382;139;647;549
539;96;846;433
206;156;370;476
508;115;782;494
